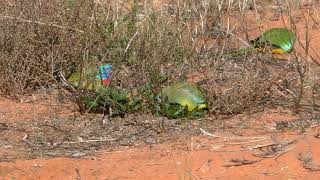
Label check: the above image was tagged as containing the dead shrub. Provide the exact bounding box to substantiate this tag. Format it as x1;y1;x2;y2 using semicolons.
0;0;316;116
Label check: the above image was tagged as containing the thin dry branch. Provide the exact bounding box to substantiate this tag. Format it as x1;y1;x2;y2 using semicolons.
62;138;117;144
199;128;270;141
223;158;262;167
0;15;84;33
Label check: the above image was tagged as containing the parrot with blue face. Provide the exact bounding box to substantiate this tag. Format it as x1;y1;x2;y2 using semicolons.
156;82;208;118
67;64;112;91
250;28;297;54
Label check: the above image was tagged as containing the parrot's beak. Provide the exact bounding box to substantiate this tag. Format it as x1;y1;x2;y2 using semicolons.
198;104;208;110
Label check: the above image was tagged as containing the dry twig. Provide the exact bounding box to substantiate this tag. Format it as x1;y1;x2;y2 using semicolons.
0;15;85;33
224;158;262;167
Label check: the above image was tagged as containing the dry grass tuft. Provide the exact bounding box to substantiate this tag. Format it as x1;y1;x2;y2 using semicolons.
0;0;319;116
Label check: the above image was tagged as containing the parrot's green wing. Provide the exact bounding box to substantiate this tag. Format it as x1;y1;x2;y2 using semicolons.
229;28;297;57
251;28;297;54
157;82;208;112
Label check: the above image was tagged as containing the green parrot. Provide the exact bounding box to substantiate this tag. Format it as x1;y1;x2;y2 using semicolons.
230;28;297;56
250;28;297;54
156;82;208;115
67;64;103;91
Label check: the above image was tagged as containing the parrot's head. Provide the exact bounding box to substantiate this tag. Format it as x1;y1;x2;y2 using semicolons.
155;91;167;104
97;64;112;87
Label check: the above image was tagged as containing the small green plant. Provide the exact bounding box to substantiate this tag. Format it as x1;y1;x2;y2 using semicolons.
79;76;208;119
157;98;208;119
82;86;129;116
81;83;157;116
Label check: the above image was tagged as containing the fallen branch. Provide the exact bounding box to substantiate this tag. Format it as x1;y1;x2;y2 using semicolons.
298;152;320;171
199;128;270;141
251;139;297;158
223;139;268;146
62;138;116;144
244;142;277;151
199;128;220;138
223;158;262;167
1;15;84;33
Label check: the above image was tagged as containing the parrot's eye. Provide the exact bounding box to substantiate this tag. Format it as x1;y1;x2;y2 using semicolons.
155;94;162;102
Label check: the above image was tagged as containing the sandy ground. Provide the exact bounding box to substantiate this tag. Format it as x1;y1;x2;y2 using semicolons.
1;96;320;179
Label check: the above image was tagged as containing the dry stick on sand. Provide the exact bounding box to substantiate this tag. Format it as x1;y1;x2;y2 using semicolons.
244;137;297;151
249;139;297;159
199;128;270;141
299;153;320;171
62;138;117;144
223;143;296;167
223;158;263;167
199;128;271;151
224;140;297;167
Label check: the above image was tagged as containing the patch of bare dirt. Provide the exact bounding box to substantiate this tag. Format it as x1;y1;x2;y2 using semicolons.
1;94;320;179
1;109;320;179
0;92;77;123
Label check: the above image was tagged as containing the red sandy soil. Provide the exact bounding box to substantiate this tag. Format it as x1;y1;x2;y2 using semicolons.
1;1;320;180
0;97;320;180
0;96;76;123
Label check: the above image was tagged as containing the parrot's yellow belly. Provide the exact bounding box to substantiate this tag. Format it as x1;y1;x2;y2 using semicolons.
271;48;287;54
178;99;208;111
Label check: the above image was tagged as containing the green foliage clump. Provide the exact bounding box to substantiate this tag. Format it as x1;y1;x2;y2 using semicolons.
81;83;157;116
80;79;208;119
157;99;208;119
82;87;129;116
